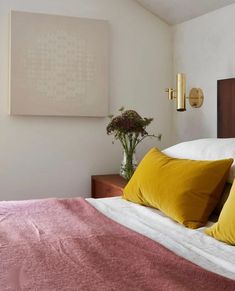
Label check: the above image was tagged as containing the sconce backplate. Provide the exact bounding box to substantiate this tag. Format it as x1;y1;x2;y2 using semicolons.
189;88;204;108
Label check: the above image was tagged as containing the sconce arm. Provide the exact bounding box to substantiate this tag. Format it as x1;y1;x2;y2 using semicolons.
165;88;176;100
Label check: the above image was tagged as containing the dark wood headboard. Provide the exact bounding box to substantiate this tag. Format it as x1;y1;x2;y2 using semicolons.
217;78;235;138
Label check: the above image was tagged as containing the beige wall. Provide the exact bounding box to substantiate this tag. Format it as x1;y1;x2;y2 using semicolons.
0;0;173;200
173;4;235;142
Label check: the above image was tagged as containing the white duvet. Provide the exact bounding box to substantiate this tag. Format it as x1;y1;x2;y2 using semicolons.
87;197;235;280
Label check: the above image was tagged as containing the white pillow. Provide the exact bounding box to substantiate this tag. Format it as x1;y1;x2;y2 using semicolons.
163;138;235;183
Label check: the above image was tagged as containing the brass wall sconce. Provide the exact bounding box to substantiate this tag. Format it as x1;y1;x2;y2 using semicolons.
165;73;204;111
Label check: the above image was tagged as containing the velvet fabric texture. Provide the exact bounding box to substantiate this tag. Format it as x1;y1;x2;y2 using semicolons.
205;179;235;245
123;148;233;228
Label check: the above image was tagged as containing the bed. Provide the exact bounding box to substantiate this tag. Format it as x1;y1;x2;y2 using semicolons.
1;195;235;290
1;78;235;290
0;181;234;291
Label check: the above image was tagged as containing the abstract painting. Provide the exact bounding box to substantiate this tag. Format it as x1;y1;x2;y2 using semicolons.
10;11;109;116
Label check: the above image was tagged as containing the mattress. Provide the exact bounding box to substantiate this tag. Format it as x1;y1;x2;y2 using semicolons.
87;197;235;280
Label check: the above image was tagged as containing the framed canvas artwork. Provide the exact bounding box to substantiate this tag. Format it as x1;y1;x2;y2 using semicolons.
9;11;109;117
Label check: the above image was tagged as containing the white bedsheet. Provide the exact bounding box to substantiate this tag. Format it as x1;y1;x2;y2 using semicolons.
87;197;235;280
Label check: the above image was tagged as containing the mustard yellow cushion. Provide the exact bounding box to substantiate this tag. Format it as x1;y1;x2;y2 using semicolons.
123;148;233;229
205;179;235;245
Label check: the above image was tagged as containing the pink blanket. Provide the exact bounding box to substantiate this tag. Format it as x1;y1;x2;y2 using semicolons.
0;198;234;290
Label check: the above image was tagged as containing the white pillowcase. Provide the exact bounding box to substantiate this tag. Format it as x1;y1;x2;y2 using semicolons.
163;138;235;183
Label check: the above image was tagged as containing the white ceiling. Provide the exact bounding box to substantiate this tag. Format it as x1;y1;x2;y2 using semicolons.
136;0;235;25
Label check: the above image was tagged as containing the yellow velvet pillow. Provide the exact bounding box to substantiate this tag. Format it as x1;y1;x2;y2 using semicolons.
123;148;233;229
205;179;235;245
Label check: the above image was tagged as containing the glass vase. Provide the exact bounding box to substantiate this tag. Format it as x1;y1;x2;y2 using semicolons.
120;150;138;180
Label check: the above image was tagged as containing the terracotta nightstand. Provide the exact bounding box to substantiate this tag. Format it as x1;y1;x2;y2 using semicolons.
91;174;128;199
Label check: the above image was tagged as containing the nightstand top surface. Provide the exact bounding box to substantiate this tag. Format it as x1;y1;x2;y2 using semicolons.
91;174;127;188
